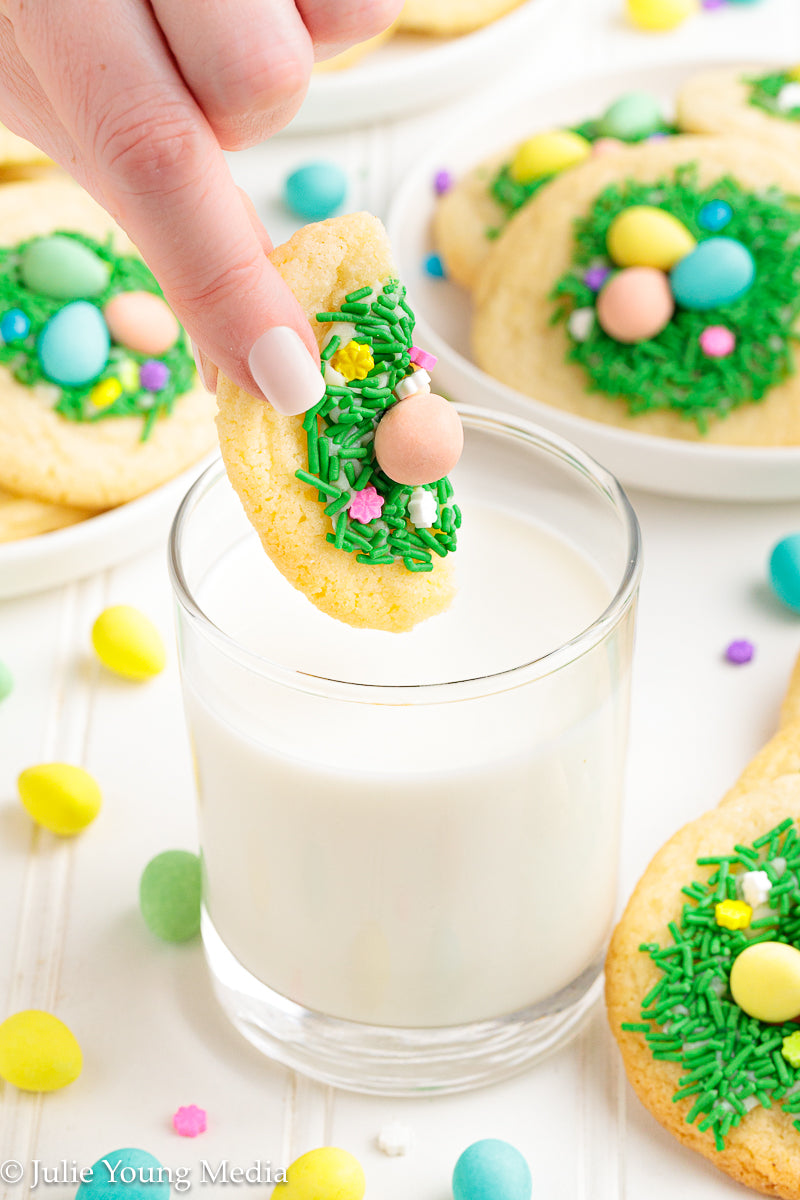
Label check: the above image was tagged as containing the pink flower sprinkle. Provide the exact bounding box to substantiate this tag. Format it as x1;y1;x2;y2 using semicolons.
699;326;736;359
349;486;384;523
173;1105;207;1137
409;345;437;371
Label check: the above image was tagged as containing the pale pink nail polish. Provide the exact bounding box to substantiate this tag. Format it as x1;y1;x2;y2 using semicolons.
190;339;218;393
248;326;325;416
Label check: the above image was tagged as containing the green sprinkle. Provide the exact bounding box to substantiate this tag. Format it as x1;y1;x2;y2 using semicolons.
345;286;372;302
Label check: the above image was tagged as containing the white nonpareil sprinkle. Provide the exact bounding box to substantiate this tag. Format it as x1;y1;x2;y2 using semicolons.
324;362;346;387
377;1121;414;1157
740;869;772;909
568;307;595;342
777;82;800;112
394;368;431;400
409;487;438;529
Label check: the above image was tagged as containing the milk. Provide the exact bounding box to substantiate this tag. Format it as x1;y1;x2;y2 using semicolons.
183;501;632;1029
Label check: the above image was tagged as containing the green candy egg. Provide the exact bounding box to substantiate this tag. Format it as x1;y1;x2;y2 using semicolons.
598;92;663;142
139;850;202;942
20;235;110;300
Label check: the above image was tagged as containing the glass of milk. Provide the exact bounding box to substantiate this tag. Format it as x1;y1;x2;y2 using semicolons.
169;405;641;1095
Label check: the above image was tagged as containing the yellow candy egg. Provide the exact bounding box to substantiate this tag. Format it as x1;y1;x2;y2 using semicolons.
0;1010;82;1091
272;1148;365;1200
607;206;696;270
626;0;697;31
790;65;800;83
90;377;123;409
730;941;800;1023
91;604;166;681
509;130;591;184
18;763;101;836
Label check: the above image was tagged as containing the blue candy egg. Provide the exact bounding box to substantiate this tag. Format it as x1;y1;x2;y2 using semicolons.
0;308;30;343
452;1139;532;1200
37;301;109;386
670;237;755;311
769;534;800;613
76;1148;170;1199
698;199;732;233
284;161;347;221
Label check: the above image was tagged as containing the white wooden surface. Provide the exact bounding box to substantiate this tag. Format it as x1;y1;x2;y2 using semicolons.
3;1;800;1195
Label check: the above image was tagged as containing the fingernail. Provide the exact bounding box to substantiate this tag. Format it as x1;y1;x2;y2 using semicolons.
248;326;325;416
190;339;218;393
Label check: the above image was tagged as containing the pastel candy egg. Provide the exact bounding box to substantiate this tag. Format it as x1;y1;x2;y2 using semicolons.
453;1139;532;1200
698;199;732;233
592;137;626;156
626;0;697;30
103;291;179;356
509;130;591;183
607;206;696;270
0;1010;82;1092
374;392;463;486
596;267;674;343
284;161;347;221
769;533;800;612
38;301;109;387
91;604;166;680
18;763;102;836
670;237;755;310
20;235;110;299
597;92;663;141
76;1149;170;1199
730;941;800;1022
140;850;202;943
272;1147;365;1200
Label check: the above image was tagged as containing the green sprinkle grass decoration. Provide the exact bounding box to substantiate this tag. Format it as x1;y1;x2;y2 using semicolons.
550;164;800;429
298;282;458;570
747;71;800;122
623;818;800;1152
0;231;195;441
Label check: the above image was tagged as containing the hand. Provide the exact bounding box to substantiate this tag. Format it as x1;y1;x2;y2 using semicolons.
0;0;402;413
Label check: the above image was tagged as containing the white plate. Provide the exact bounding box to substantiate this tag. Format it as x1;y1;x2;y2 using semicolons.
292;0;560;132
387;59;800;502
0;453;219;599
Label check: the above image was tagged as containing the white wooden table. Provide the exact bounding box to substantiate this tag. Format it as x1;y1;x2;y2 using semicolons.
3;1;800;1195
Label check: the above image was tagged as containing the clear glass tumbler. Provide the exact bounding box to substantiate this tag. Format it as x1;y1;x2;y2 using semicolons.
169;405;641;1095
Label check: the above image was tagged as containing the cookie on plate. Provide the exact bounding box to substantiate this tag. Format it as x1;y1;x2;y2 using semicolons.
0;121;52;181
720;657;800;808
473;135;800;446
0;177;216;511
678;64;800;159
314;21;400;71
0;487;92;543
398;0;526;34
216;212;462;633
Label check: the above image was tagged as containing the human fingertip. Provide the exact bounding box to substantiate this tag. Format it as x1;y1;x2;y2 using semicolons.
191;338;218;394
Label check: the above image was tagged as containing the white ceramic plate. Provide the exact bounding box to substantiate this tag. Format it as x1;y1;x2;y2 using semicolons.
0;453;219;599
292;0;560;132
386;59;800;502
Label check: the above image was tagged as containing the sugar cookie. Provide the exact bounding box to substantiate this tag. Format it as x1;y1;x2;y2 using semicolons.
0;486;92;543
0;121;52;181
678;64;800;158
398;0;526;34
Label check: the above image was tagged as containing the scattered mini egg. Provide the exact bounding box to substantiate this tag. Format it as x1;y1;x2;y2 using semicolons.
626;0;698;30
591;136;626;156
37;300;110;387
607;206;696;270
452;1139;532;1200
173;1104;207;1137
424;253;445;278
725;638;754;664
670;236;755;310
597;92;664;140
777;82;800;113
76;1148;170;1199
730;941;800;1022
139;359;170;392
699;325;735;358
769;533;800;612
139;849;202;943
284;161;347;221
377;1120;414;1156
568;306;595;342
698;199;732;232
374;392;463;486
20;235;110;300
91;604;166;680
18;763;102;836
596;267;674;343
0;658;13;701
90;377;123;409
0;1010;82;1091
508;130;591;183
272;1147;365;1200
0;307;30;343
583;265;611;291
434;168;454;195
103;291;179;356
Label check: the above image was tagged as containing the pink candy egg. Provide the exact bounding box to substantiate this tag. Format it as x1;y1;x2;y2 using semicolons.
374;392;463;486
592;137;626;156
103;291;179;356
596;266;674;344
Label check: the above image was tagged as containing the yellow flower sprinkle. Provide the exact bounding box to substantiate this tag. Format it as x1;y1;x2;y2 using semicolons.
715;899;752;930
90;378;123;409
331;339;374;382
783;1031;800;1067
